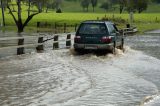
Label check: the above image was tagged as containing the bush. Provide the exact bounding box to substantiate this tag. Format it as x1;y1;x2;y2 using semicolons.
56;8;62;13
101;15;126;23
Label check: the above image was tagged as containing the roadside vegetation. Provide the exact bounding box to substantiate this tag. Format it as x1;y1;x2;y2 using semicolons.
1;12;160;33
0;0;160;33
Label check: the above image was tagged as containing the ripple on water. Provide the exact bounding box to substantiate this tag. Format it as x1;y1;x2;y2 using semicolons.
0;46;160;106
0;52;92;106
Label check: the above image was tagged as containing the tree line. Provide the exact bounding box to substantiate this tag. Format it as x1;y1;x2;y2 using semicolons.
80;0;157;13
0;0;63;32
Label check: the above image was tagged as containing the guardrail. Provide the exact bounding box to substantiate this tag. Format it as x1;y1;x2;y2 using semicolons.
37;22;79;33
0;33;72;55
123;27;138;34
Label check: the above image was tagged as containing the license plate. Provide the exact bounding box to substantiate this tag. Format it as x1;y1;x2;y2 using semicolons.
85;45;97;49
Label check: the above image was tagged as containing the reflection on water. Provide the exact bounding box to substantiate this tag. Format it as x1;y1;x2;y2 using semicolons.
125;34;160;59
125;33;160;106
0;31;40;57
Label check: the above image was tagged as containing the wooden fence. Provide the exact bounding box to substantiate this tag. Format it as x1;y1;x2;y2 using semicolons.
0;33;72;55
37;22;79;33
121;24;138;36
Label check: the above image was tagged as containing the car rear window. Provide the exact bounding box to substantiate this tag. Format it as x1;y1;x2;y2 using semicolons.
78;23;107;34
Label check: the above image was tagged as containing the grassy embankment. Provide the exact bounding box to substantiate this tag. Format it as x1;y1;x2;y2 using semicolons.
0;1;160;33
1;12;160;33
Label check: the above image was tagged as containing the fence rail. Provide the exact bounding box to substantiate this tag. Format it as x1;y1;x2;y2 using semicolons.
37;22;79;33
122;24;138;35
123;27;138;35
0;33;72;55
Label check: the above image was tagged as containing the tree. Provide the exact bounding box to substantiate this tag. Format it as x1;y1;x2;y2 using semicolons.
81;0;90;12
7;0;41;32
54;0;63;13
30;0;45;13
0;0;5;26
100;1;110;12
119;0;127;14
136;0;148;13
125;0;148;13
45;0;55;13
125;0;137;12
110;0;118;4
91;0;97;12
153;0;160;3
0;0;11;26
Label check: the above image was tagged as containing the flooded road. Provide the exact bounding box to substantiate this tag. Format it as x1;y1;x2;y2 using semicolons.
126;34;160;59
0;32;160;106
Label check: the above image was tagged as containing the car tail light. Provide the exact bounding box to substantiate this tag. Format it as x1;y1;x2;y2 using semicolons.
101;36;112;43
74;36;81;42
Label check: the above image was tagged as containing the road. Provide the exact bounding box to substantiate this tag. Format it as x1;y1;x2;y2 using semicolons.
0;33;160;106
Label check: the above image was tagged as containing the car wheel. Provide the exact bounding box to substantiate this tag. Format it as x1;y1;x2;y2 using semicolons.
75;48;81;52
120;39;124;52
74;48;84;54
111;42;116;55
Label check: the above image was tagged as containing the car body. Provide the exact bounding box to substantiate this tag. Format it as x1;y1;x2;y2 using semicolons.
74;20;124;54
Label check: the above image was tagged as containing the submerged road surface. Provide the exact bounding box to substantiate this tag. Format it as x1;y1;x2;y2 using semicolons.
0;48;160;106
0;33;160;106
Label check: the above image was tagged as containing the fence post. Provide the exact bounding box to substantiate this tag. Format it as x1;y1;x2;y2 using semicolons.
126;24;130;28
64;23;66;33
53;35;59;49
66;34;71;48
45;22;48;27
37;22;40;28
17;38;24;55
36;37;44;51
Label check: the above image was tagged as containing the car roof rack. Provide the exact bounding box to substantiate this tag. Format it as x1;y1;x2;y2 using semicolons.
82;20;113;24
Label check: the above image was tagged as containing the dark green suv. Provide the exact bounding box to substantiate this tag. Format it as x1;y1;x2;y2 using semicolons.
74;20;124;54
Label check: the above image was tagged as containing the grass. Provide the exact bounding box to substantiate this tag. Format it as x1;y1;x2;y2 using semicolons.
62;1;160;13
1;11;160;33
0;0;160;33
0;1;160;33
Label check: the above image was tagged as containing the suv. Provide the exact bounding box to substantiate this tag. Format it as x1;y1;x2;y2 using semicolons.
74;20;124;54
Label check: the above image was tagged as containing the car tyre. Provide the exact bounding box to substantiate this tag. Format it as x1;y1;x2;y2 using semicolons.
120;39;124;52
74;48;84;54
111;42;116;55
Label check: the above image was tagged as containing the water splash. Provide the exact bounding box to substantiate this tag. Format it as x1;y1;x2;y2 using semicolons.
0;45;160;106
141;94;160;106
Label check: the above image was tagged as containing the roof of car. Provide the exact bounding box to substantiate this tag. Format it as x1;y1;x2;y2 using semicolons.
82;20;114;24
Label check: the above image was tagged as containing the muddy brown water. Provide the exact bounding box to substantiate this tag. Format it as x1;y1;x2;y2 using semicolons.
0;31;160;106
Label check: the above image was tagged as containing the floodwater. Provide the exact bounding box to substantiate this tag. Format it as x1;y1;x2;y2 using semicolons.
0;31;160;106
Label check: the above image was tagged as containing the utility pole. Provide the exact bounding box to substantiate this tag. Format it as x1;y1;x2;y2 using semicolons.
129;11;134;26
0;0;5;26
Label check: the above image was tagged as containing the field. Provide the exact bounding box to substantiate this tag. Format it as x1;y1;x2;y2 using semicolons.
0;1;160;33
62;1;160;13
1;11;160;33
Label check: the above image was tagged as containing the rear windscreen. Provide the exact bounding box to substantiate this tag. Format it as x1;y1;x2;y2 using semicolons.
78;23;107;34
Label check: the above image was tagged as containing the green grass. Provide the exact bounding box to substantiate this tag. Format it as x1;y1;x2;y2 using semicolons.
142;3;160;13
62;1;160;13
1;11;160;33
0;1;160;34
3;12;160;24
1;1;160;33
